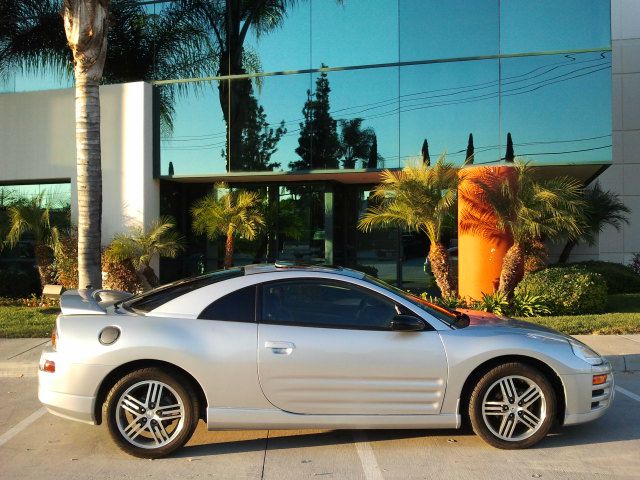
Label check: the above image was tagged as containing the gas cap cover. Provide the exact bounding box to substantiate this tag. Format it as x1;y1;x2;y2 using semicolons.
99;326;121;345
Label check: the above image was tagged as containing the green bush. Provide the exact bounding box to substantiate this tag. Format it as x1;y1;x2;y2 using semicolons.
0;268;40;298
470;291;510;316
515;266;607;315
511;290;551;317
563;261;640;294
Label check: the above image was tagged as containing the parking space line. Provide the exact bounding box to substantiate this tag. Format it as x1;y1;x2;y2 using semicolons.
352;431;384;480
615;386;640;402
0;407;47;448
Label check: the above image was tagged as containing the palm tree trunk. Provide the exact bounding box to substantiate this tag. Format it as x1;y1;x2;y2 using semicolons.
498;242;525;295
75;76;103;289
558;239;576;264
428;242;454;298
63;0;110;290
224;224;235;268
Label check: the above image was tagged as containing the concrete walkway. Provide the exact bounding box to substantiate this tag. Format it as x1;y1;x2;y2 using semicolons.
0;338;50;377
1;335;639;377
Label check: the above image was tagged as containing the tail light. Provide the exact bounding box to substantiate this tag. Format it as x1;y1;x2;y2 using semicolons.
42;360;56;373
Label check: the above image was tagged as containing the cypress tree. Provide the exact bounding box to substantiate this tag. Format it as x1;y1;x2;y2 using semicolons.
291;67;341;170
505;132;515;162
367;134;378;169
464;133;474;165
421;138;431;166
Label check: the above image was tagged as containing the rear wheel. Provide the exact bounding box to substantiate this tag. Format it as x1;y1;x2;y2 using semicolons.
469;362;556;449
104;368;199;458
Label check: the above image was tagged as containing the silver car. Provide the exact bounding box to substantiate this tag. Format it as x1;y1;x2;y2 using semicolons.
38;264;613;458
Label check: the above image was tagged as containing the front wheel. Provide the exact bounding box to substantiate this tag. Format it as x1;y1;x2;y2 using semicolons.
104;368;199;458
469;362;556;449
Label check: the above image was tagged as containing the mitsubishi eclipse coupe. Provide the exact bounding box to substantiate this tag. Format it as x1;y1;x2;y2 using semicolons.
38;263;613;458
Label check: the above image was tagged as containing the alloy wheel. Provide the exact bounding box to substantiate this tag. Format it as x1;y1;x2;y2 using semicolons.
481;375;546;442
115;380;186;449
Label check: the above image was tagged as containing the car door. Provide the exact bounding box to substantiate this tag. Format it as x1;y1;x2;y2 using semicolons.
257;278;448;415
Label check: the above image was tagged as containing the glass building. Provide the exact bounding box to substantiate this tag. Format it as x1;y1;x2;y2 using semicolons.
0;0;613;288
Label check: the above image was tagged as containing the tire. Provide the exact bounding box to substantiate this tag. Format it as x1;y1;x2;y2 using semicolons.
468;362;556;449
104;367;199;458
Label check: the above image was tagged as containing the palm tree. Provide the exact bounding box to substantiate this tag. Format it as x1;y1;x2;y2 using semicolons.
462;161;585;294
61;0;111;290
1;1;215;132
4;193;63;288
557;182;630;263
339;118;375;169
191;183;265;269
106;216;185;290
358;156;458;297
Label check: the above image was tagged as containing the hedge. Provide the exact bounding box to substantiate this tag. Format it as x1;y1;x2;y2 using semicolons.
515;265;608;315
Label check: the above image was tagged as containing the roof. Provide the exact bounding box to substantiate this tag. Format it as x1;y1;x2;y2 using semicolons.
243;262;366;280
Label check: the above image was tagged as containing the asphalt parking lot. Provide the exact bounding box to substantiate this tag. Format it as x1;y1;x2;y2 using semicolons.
0;373;638;480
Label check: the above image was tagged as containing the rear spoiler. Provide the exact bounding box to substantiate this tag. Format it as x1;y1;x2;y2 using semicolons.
60;289;134;315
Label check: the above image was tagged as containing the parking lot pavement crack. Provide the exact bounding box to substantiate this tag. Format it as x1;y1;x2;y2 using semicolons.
260;430;270;479
6;340;50;361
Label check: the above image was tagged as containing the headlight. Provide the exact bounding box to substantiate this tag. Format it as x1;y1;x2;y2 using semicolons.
569;339;603;366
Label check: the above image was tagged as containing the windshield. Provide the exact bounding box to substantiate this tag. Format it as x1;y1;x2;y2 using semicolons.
363;275;464;328
120;268;244;313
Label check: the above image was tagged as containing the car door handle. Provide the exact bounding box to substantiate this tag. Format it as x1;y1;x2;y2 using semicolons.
264;341;295;355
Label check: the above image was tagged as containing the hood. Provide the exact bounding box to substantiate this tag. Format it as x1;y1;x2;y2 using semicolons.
457;308;565;336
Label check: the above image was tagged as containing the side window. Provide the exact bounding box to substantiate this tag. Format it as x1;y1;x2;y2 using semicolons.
198;285;256;322
261;280;399;330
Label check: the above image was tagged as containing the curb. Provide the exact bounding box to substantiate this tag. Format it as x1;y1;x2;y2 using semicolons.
605;354;640;373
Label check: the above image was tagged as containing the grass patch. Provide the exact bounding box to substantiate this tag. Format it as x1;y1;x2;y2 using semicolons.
522;313;640;335
521;293;640;335
0;305;59;338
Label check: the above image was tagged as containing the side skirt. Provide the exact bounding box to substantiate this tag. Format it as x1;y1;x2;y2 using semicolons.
207;407;460;430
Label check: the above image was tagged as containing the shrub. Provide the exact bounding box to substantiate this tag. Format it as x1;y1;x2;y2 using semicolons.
553;261;640;294
511;290;551;317
470;291;510;316
515;266;607;315
0;268;40;298
51;232;78;289
421;293;467;309
101;251;143;294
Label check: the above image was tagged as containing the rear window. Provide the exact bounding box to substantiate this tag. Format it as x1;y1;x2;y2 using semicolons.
120;268;244;313
198;285;256;322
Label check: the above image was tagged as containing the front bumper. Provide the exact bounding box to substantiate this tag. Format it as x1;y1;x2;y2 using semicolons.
38;348;113;425
563;361;614;426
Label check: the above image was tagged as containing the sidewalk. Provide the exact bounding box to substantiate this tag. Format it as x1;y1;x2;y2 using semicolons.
0;338;50;377
0;335;638;377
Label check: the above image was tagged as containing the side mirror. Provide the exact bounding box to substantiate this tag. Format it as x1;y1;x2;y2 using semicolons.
390;314;426;332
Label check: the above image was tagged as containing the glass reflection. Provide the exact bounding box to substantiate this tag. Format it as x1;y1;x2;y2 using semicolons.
312;0;398;67
500;52;612;165
282;67;399;171
352;189;399;285
500;0;611;54
159;82;229;176
400;0;499;61
245;1;311;72
399;59;501;167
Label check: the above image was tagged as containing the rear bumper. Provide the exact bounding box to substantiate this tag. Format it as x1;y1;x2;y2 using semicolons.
38;348;112;425
38;384;96;425
562;362;614;426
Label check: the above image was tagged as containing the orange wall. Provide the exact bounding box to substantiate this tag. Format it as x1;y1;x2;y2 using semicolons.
457;166;514;300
